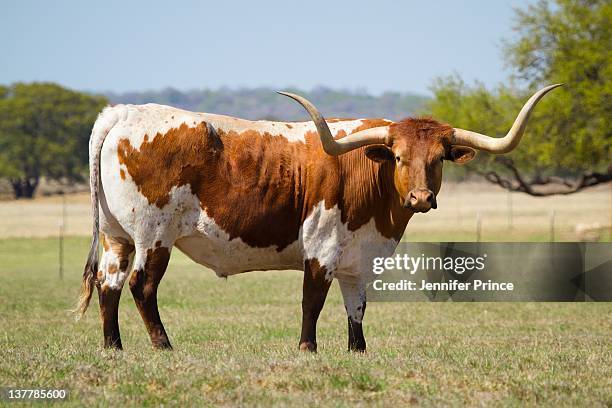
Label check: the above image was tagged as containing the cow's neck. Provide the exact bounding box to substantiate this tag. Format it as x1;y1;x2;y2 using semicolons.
302;146;412;242
340;150;412;241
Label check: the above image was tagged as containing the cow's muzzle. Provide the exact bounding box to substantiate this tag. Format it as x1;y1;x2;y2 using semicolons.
404;188;436;213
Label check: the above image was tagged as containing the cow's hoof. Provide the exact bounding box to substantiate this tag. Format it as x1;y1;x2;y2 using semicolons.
152;340;173;350
103;337;123;350
348;342;366;353
299;341;317;352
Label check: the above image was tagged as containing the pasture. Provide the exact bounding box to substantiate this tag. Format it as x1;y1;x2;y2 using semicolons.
0;183;610;406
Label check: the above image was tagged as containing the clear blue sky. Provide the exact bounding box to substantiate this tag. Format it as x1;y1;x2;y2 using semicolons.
1;0;533;95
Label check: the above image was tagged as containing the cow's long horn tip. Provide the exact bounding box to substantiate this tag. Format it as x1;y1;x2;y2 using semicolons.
536;83;564;97
277;91;296;98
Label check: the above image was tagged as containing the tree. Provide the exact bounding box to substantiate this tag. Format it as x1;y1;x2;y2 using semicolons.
0;83;107;198
428;0;611;195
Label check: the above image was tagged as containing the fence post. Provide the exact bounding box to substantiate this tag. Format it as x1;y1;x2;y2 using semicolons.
59;194;66;280
507;190;513;230
549;209;556;242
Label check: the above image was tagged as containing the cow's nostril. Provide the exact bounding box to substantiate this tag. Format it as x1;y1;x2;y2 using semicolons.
425;194;432;203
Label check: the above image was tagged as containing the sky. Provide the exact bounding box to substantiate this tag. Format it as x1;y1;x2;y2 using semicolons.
1;0;533;96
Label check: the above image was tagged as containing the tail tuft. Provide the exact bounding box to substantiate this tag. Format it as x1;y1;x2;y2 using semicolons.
74;239;98;320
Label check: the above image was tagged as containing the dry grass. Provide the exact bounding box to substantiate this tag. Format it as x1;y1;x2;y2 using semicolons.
406;182;611;242
0;192;91;238
0;183;609;241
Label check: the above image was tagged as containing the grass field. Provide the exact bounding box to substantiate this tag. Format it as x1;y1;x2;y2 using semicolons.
0;237;611;406
0;184;611;406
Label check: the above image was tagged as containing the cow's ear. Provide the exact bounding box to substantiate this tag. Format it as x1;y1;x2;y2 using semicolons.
365;145;394;163
448;146;476;164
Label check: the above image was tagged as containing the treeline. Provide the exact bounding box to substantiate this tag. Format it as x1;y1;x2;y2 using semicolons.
105;87;429;121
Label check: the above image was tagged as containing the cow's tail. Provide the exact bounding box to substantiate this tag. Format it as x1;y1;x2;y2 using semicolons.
74;106;123;320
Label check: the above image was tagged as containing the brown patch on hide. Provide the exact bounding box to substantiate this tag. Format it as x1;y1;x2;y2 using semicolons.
117;122;214;208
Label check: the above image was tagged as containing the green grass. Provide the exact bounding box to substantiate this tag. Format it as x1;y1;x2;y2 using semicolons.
0;237;610;406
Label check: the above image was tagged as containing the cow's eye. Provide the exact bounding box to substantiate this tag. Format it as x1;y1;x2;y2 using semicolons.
395;156;400;163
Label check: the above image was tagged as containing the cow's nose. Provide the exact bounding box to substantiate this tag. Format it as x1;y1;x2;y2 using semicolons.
405;189;435;212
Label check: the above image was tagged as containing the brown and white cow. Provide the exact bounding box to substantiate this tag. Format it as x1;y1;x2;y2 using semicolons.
76;84;561;351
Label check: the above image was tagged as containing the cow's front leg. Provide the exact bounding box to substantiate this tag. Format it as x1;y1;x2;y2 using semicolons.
299;258;332;352
338;279;367;352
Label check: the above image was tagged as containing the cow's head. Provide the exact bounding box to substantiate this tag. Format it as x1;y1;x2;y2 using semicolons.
279;84;561;213
363;118;475;212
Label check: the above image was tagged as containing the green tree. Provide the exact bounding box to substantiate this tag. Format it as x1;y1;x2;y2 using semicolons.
428;0;611;195
0;82;107;198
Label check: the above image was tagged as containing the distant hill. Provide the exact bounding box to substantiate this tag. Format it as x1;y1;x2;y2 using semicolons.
105;87;429;121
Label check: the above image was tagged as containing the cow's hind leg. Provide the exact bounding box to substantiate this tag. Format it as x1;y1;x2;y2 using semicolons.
299;259;332;352
338;279;367;352
129;241;173;349
96;235;135;349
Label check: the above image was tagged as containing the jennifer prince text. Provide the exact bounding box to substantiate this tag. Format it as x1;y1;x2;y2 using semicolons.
372;279;514;292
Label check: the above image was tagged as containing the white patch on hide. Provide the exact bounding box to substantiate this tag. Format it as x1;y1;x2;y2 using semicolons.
301;201;398;281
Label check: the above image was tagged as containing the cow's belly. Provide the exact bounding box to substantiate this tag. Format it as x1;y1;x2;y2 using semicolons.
175;210;303;276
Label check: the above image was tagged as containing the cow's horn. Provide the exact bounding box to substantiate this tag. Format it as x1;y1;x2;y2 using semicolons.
452;84;563;153
277;91;390;156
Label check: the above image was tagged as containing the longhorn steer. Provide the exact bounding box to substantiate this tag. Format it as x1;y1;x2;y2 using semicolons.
76;85;561;351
